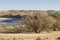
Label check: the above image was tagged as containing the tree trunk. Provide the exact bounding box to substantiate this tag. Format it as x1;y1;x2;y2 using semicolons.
34;29;38;33
53;24;56;31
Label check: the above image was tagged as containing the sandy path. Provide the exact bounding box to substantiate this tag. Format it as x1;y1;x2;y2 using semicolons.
0;31;60;40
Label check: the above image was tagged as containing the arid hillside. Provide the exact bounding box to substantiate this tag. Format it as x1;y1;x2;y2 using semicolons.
0;10;60;33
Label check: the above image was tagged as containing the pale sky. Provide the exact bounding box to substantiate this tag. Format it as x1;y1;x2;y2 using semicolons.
0;0;60;11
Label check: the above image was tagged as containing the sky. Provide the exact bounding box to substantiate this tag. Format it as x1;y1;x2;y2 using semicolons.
0;0;60;11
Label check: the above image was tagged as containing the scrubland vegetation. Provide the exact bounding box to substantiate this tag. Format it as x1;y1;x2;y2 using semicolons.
0;10;60;33
0;10;60;40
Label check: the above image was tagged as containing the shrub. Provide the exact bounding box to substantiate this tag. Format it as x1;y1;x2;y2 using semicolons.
36;37;42;40
1;38;5;40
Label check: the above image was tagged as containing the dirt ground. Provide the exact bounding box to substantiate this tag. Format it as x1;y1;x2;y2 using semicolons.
0;31;60;40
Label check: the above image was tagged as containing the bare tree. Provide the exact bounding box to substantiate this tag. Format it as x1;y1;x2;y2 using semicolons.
23;12;50;33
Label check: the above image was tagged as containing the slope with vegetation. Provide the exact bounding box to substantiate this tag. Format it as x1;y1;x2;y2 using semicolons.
0;10;60;33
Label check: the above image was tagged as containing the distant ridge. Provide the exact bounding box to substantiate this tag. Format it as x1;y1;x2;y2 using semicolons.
0;9;58;12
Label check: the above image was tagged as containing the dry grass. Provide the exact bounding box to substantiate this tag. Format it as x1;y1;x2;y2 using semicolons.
0;11;34;16
0;31;60;40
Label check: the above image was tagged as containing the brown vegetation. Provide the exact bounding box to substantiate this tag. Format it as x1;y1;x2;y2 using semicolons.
0;10;60;33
